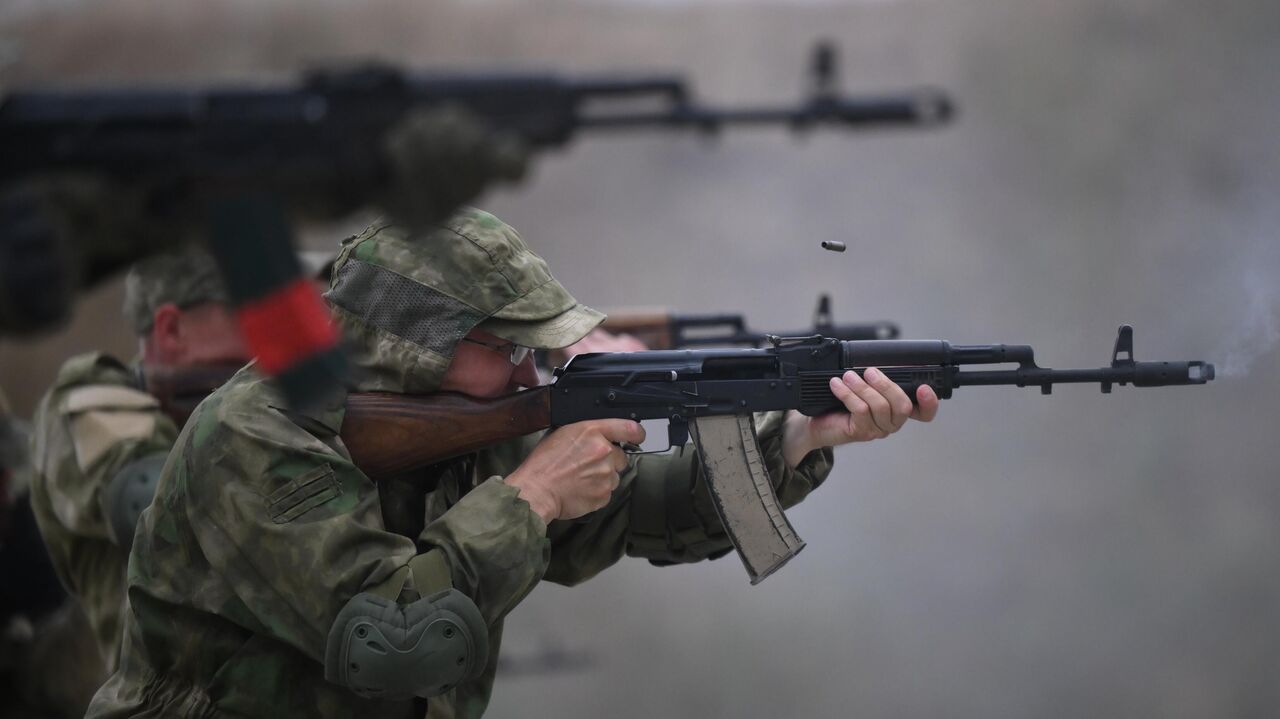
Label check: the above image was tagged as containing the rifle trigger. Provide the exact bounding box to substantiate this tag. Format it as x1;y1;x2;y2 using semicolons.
615;418;689;457
668;417;689;448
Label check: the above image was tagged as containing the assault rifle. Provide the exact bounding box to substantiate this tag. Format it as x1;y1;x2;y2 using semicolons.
0;43;950;195
341;325;1215;584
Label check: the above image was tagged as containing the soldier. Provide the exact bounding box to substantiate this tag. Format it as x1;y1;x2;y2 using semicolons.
89;208;939;718
26;247;250;688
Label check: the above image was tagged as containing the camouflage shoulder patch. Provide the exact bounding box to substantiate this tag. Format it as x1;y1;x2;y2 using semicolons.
67;404;159;471
46;355;160;472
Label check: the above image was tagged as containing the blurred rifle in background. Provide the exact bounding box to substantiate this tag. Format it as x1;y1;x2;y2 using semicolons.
607;293;898;347
548;293;899;365
0;41;955;407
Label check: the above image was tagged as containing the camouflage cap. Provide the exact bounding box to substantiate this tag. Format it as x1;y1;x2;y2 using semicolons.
122;246;229;335
327;208;603;394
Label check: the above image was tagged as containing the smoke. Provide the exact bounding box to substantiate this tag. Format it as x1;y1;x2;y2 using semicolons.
1218;264;1280;378
1215;168;1280;380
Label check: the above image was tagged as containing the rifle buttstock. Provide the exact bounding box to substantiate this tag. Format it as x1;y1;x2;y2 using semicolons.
342;386;552;480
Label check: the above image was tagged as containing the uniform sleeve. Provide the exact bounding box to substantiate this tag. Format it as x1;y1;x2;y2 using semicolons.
416;477;549;626
26;365;181;669
31;381;178;544
181;398;424;661
542;410;834;586
182;395;548;662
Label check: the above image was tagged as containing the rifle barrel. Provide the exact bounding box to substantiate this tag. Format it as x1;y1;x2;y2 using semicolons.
577;90;954;132
955;361;1214;389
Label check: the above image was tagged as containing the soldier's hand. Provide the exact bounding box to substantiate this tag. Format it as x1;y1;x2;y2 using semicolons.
379;105;529;230
781;367;939;467
504;419;645;523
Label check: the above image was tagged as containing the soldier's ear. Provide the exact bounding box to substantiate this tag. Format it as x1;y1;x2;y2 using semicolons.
149;303;185;361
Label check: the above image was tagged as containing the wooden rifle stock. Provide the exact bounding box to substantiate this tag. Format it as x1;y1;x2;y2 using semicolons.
342;386;553;480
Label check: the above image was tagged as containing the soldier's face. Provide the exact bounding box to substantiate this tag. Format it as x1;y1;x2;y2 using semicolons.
440;329;541;398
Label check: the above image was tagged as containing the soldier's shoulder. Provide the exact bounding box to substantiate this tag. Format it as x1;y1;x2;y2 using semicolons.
31;353;171;480
174;365;353;519
50;352;138;394
38;352;154;419
186;365;344;457
187;365;279;438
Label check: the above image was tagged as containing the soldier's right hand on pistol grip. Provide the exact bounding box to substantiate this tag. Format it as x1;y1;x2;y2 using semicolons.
504;419;645;524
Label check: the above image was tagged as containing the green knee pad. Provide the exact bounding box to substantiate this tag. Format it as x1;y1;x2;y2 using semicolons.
324;588;488;700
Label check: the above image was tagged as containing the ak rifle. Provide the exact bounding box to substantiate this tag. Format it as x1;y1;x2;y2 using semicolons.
341;325;1215;584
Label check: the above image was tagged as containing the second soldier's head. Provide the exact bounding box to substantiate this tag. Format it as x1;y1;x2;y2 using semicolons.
123;247;248;370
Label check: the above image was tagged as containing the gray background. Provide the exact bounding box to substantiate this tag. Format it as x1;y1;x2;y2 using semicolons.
1;1;1277;717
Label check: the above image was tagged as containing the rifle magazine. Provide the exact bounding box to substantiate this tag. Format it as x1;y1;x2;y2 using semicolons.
688;413;805;584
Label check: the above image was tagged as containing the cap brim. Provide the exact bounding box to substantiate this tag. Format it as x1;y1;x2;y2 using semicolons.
479;303;605;350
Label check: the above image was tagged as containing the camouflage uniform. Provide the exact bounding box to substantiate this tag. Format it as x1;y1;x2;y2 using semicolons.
89;209;834;719
28;355;178;676
26;249;229;673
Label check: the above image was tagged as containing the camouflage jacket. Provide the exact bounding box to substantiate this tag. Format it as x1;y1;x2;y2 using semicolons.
89;368;833;719
28;352;179;672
